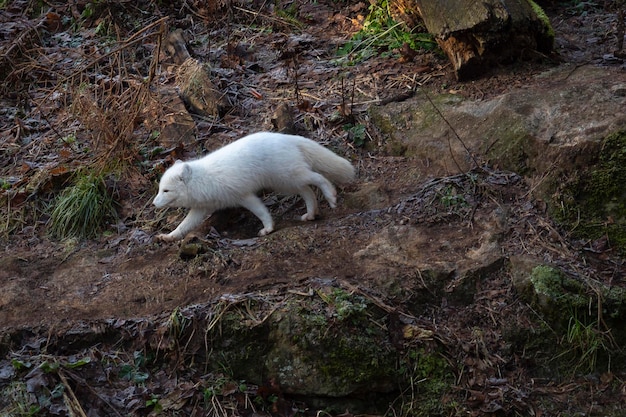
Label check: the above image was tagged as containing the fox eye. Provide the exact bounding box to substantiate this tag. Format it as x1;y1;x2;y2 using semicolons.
163;189;170;193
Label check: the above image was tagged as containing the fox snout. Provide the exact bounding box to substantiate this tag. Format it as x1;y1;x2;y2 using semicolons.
153;192;171;208
153;194;165;208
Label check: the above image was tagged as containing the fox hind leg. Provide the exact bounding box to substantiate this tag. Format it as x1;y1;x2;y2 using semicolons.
297;185;319;221
240;194;275;236
304;171;338;208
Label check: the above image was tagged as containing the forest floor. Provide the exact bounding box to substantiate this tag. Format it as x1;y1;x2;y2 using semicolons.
1;0;626;415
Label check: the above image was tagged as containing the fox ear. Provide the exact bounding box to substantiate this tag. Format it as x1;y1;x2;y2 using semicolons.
173;159;183;165
178;163;192;183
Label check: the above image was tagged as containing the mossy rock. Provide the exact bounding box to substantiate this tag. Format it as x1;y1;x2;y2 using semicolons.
529;265;588;316
367;94;464;157
551;131;626;254
204;307;271;384
196;289;456;414
264;292;398;399
528;0;555;48
514;262;626;328
510;258;626;374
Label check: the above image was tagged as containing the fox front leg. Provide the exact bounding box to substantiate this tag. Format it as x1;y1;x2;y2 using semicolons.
156;208;211;242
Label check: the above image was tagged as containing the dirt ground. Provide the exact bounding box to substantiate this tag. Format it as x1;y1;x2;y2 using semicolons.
1;0;626;414
1;0;621;330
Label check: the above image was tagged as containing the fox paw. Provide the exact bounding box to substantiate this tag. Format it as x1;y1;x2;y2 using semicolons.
327;192;337;208
258;226;274;236
300;212;317;221
156;233;180;242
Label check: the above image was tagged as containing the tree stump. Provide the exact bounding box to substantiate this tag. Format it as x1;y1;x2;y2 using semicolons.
391;0;554;80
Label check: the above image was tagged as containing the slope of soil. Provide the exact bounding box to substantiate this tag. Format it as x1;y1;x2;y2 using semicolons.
1;0;626;415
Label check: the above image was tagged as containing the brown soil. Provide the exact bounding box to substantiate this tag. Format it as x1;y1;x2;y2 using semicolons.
1;0;620;329
1;0;625;415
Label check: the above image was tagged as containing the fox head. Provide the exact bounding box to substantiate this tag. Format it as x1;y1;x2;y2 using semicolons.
153;161;193;208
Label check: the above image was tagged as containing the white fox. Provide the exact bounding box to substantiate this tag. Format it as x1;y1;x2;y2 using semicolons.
153;132;355;241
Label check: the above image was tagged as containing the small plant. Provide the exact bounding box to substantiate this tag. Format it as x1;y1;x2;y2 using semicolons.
343;123;367;147
80;2;95;19
439;184;468;208
336;0;436;65
146;394;163;413
564;316;612;373
318;288;368;321
119;351;150;383
61;133;77;146
48;169;116;239
0;382;41;417
201;375;247;410
167;307;189;339
254;392;279;409
39;360;61;373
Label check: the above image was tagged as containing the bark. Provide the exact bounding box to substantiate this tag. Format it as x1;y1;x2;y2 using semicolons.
391;0;554;80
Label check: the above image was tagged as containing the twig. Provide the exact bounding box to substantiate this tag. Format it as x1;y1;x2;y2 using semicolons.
61;369;124;417
420;89;481;171
233;4;300;28
0;8;51;65
38;16;168;106
616;8;624;54
292;55;301;103
58;371;89;417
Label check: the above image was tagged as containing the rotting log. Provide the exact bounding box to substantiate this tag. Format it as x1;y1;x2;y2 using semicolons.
390;0;554;80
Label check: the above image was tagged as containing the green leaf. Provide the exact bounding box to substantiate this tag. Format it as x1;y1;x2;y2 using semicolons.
65;356;91;369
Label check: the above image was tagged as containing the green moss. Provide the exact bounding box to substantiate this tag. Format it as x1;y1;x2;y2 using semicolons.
552;131;626;254
206;308;270;382
367;95;463;157
298;294;394;386
530;265;626;320
521;264;626;374
601;286;626;320
484;127;532;174
528;0;555;44
265;293;399;402
318;288;368;321
530;265;588;312
319;331;393;385
199;292;457;414
398;347;455;416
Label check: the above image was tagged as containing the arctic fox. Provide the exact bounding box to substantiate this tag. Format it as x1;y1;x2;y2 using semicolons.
153;132;355;241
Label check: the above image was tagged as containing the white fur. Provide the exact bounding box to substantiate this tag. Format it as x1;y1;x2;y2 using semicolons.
153;132;355;241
